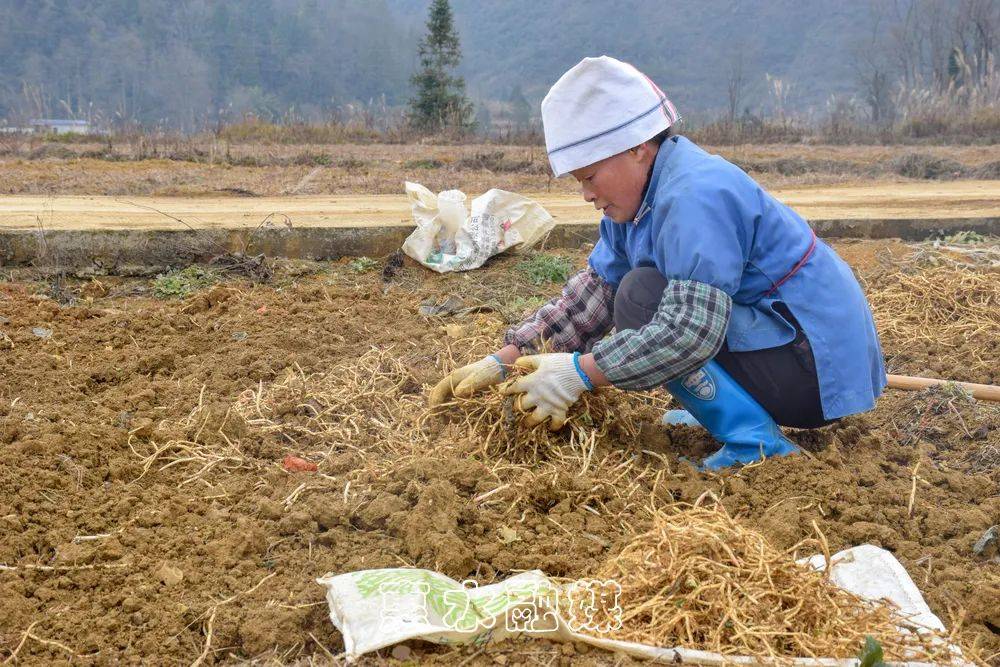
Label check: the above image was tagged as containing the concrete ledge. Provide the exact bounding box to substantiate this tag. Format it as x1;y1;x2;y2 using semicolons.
1;217;997;269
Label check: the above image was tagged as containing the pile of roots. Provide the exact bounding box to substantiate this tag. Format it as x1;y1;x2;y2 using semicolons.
433;380;663;462
232;347;427;458
864;242;999;374
592;502;968;663
126;310;988;662
431;324;669;461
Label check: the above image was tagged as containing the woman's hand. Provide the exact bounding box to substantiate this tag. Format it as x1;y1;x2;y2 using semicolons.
502;353;593;430
429;345;520;405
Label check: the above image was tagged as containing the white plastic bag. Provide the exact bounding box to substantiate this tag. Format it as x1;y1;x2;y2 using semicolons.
401;182;554;272
317;545;964;665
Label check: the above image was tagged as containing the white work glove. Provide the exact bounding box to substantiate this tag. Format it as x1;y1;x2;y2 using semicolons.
429;355;505;406
502;353;592;431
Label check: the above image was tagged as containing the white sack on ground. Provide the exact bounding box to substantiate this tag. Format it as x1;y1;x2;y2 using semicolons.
317;545;964;665
401;181;555;272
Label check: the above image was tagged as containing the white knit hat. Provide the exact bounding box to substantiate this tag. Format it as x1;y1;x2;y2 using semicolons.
541;56;680;177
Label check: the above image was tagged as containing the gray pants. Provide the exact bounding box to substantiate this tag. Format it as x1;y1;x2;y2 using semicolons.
613;267;833;429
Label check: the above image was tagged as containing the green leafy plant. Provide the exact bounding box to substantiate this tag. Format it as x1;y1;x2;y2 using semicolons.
152;266;219;299
348;257;380;273
403;157;444;169
941;230;987;244
516;253;574;285
857;636;885;667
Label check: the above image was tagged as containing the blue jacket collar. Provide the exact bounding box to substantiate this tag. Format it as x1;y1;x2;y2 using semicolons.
632;135;680;225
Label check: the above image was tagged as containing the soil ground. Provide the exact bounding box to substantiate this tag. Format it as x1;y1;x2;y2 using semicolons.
2;140;999;197
0;238;997;665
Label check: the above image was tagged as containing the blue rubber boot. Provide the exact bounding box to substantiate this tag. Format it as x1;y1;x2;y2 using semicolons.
664;360;799;470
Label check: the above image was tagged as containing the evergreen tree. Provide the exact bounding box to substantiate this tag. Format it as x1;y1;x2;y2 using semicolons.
407;0;474;133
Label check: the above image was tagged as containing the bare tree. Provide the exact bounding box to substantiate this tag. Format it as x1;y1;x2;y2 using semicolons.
16;81;48;122
726;49;745;124
915;0;955;88
954;0;999;85
888;0;921;88
853;2;897;126
765;73;793;122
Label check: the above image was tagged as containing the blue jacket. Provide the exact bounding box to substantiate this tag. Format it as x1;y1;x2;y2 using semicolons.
589;136;887;420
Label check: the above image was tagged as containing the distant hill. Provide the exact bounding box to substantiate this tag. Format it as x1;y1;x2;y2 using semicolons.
387;0;885;118
0;0;972;129
0;0;417;130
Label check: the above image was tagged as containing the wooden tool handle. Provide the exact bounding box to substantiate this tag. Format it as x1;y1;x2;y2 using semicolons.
888;374;1000;402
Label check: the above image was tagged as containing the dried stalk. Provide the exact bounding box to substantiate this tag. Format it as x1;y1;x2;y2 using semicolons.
592;503;968;663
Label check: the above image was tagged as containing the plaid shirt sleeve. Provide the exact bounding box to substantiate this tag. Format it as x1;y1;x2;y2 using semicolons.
592;279;731;391
504;267;616;354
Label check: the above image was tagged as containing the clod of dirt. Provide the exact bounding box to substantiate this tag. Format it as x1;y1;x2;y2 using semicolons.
156;562;184;587
80;280;109;299
136;350;177;375
238;607;309;656
278;511;315;536
358;492;409;530
389;480;475;576
182;285;237;314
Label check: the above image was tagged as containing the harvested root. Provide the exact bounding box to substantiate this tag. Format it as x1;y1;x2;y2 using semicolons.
134;348;429;482
428;369;665;462
233;347;428;458
431;325;668;462
906;239;1000;270
128;395;254;486
864;264;999;371
592;503;968;663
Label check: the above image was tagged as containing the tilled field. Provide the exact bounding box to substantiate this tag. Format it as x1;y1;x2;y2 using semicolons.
0;239;998;665
2;140;999;196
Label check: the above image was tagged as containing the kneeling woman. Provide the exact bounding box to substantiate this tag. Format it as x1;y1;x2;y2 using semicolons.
431;56;887;469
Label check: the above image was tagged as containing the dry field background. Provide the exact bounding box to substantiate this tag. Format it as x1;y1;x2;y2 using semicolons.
0;239;997;665
0;136;998;664
2;139;1000;197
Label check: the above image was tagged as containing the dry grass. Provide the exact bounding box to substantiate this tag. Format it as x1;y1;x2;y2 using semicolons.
427;323;668;462
969;443;1000;477
864;244;1000;373
121;329;992;663
3;139;999;197
232;347;428;460
593;502;972;663
128;391;256;487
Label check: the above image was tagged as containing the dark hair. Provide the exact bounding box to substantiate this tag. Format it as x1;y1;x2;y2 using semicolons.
649;126;676;146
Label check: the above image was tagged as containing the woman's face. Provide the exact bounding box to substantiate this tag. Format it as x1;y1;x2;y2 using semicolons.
570;142;658;223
